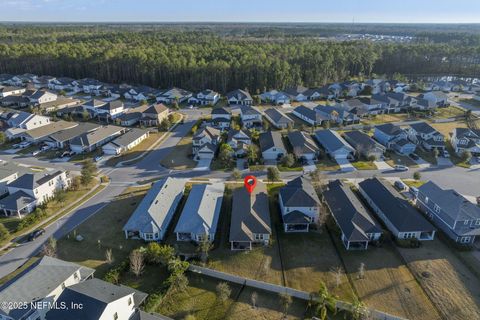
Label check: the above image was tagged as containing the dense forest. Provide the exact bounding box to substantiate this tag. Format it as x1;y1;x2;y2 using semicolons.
0;24;480;92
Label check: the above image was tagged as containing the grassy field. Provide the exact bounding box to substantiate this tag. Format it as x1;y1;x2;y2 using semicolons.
402;179;426;188
414;147;437;165
331;235;440;320
429;120;467;138
459;98;480;108
432;106;465;119
397;240;480;320
351;161;376;170
57;185;151;279
105;132;167;166
277;164;303;172
159;135;197;170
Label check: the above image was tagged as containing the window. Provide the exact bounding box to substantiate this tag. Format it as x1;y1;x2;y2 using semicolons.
464;220;469;225
434;204;441;213
460;237;471;244
128;297;132;306
73;272;79;280
254;234;264;241
476;220;480;226
144;233;153;240
424;197;429;204
113;312;118;320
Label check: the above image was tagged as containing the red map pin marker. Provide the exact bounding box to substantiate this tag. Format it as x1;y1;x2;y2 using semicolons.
244;175;257;194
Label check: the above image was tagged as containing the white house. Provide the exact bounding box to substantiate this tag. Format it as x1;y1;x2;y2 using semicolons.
192;126;221;160
211;107;231;130
6;111;50;130
226;89;253;106
260;90;290;105
259;131;286;161
284;86;309;102
7;171;70;205
239;106;262;128
70;125;125;154
28;90;58;105
156;87;192;104
188;89;220;105
314;129;355;161
0;86;25;98
102;128;149;155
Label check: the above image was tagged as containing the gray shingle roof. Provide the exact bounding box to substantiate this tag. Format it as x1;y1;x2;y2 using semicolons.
324;180;382;242
46;278;147;320
174;183;224;236
418;181;480;223
343;130;384;153
70;125;124;148
314;129;354;154
264;108;293;125
0;256;94;319
359;178;435;233
375;123;404;136
8;171;63;190
0;191;36;211
259;131;285;152
229;183;271;242
49;122;101;143
280;177;320;208
109;128;148;148
287;131;319;154
123;178;185;234
226;89;252;101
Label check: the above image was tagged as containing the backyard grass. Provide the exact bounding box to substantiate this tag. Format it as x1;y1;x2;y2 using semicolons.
397;240;480;320
159;135;197;170
156;272;311;320
351;161;376;170
330;234;440;320
105;132;167;167
430;120;467;137
360;113;409;125
431;106;465;119
57;185;151;280
459;98;480;108
316;158;341;171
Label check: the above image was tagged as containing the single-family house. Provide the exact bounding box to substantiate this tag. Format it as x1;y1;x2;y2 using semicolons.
7;170;70;206
0;86;25;98
343;130;386;160
408;122;445;151
304;86;332;100
416;98;437;110
0;161;20;197
156;87;192;104
139;103;169;127
102;129;149;155
451;128;480;156
95;100;125;121
46;122;101;149
324;180;383;250
21;120;78;143
260;90;290;105
123;177;185;241
211;107;231;130
421;91;448;107
33;75;56;89
192;126;221;160
226;89;253;106
27;90;58;105
315;105;360;125
188;89;220;106
279;177;320;232
291;105;328;126
70;125;125;154
76;78;104;94
0;190;37;218
0;256;95;320
374;123;416;155
359;178;436;241
226;129;251;157
259;131;286;161
5;112;51;138
284;86;309;102
287;131;319;161
174;183;225;243
263;108;294;129
314;129;355;160
230;182;271;250
416;181;480;245
239;106;262;128
364;79;390;94
48;77;75;91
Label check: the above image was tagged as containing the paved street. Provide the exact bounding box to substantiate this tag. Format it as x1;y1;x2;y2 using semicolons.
1;107;480;279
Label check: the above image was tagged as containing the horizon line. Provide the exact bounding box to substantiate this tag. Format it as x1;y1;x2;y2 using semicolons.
1;21;479;25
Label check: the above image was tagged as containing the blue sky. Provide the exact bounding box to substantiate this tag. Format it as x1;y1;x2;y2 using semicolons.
2;0;480;23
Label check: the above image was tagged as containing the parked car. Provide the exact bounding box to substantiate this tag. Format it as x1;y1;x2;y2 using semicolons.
410;186;419;197
94;155;103;162
41;145;51;151
31;150;41;156
394;165;409;171
61;151;73;158
409;153;419;161
443;150;450;158
394;180;407;191
18;141;31;149
27;228;45;241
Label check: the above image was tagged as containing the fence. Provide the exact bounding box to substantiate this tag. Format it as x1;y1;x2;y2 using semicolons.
188;265;407;320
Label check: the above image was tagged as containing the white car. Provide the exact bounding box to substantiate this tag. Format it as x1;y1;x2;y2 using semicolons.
32;150;41;156
41;145;51;151
394;165;409;171
18;141;31;148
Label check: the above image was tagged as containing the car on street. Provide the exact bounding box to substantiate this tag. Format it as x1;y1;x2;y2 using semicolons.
394;180;407;191
394;165;409;171
27;228;45;242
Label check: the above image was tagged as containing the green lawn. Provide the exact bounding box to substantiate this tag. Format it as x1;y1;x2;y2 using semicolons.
159;136;197;170
351;161;376;170
69;149;103;163
459;98;480;108
106;132;166;167
445;141;471;168
57;185;151;279
414;147;437;165
277;164;303;172
385;151;418;168
316;158;340;171
402;179;427;188
432;106;465;119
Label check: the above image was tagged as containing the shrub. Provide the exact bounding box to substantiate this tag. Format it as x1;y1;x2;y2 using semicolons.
0;223;9;241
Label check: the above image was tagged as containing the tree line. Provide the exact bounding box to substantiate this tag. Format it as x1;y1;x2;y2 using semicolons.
0;26;479;93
